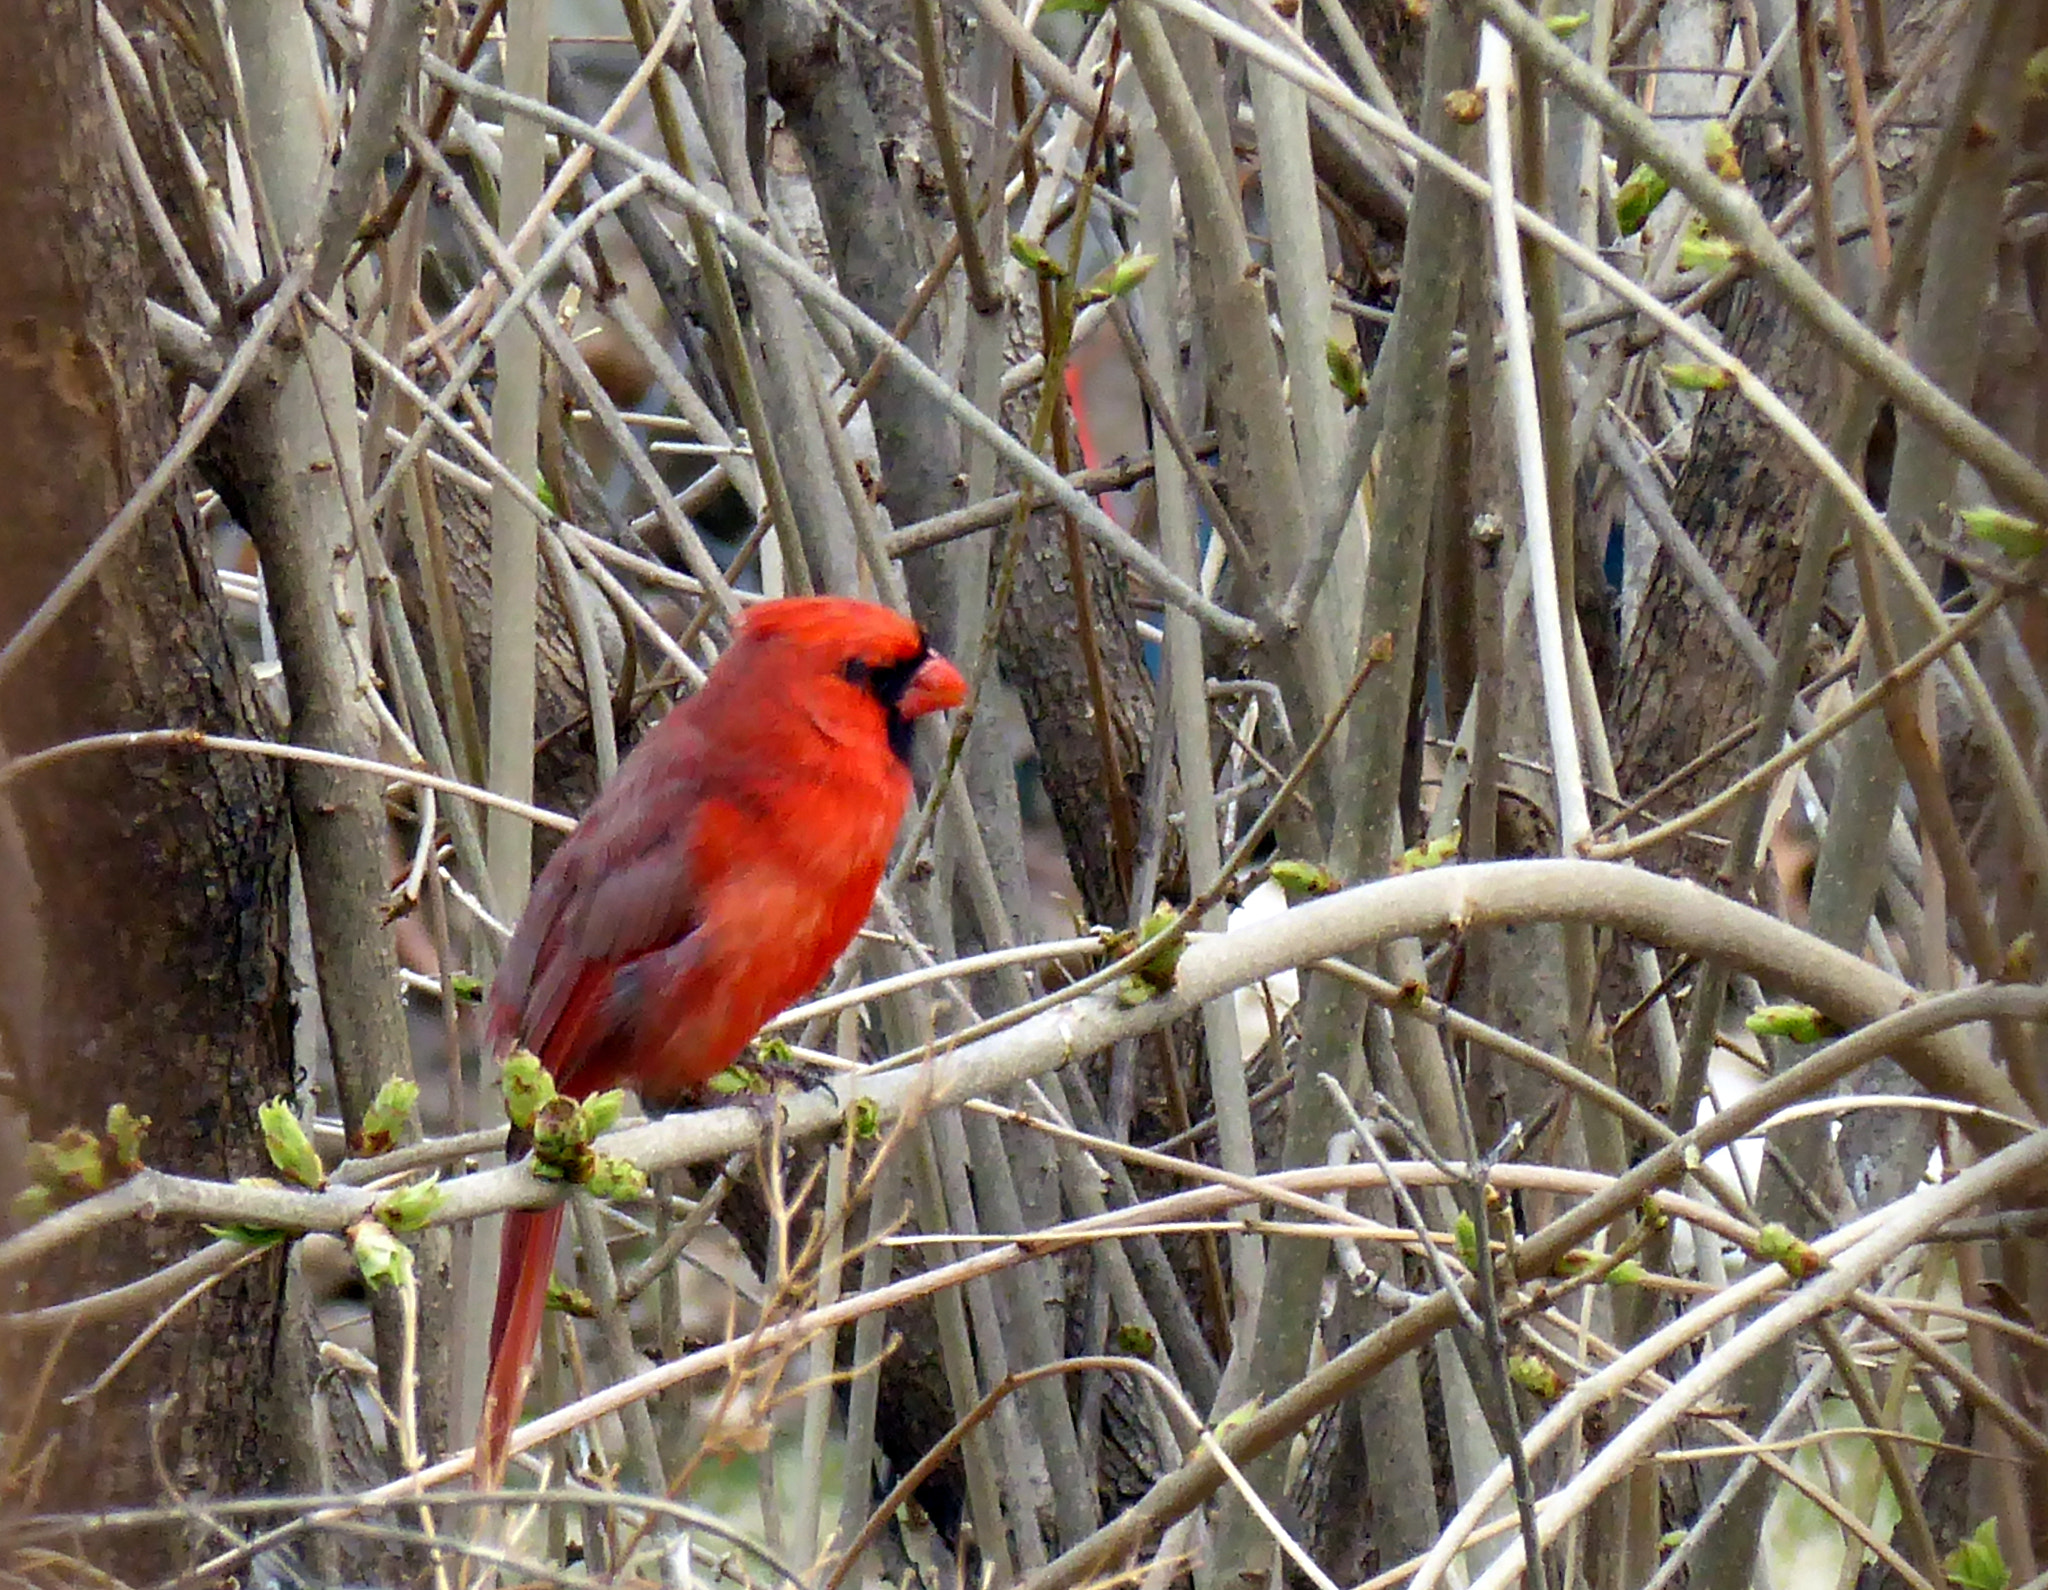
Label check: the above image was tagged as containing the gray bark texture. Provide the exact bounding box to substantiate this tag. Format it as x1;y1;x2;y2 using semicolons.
1611;274;1840;881
0;0;303;1576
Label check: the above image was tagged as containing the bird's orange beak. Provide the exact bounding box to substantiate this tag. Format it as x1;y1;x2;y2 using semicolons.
898;652;967;719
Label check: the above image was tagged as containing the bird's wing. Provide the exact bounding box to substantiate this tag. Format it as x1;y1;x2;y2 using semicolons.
488;725;725;1085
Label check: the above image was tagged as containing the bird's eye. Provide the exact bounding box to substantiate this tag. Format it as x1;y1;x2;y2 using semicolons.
841;658;871;688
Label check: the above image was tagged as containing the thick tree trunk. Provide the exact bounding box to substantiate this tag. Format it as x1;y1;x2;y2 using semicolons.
0;0;302;1578
995;511;1159;930
1611;277;1839;877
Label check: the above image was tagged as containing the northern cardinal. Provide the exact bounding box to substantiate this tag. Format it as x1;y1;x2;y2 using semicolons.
477;596;967;1478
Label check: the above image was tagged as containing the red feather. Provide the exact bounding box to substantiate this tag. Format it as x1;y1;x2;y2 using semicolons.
475;597;965;1479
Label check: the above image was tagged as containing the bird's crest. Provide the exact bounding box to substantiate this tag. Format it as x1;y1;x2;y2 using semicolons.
738;596;929;667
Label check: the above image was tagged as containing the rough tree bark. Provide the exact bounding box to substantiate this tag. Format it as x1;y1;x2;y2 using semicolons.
0;0;304;1577
994;504;1159;930
1611;277;1841;881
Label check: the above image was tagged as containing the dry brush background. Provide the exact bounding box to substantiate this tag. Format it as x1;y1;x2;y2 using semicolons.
1;0;2046;1586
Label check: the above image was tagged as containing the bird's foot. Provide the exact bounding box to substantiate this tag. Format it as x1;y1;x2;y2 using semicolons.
741;1044;836;1095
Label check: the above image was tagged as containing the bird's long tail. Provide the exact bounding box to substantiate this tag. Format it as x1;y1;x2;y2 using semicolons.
477;1203;564;1485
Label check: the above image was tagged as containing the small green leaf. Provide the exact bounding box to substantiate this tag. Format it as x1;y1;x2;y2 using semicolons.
1605;1258;1649;1287
349;1219;413;1290
531;1095;583;1146
203;1221;288;1248
708;1063;764;1095
1745;1003;1834;1044
1545;12;1589;37
2025;49;2048;101
105;1104;149;1175
1116;975;1163;1007
1079;251;1157;306
259;1098;326;1190
208;1175;295;1248
19;1108;154;1207
1399;829;1461;873
1614;163;1671;235
1946;1519;2007;1590
530;1096;594;1181
1215;1396;1265;1437
1678;228;1740;272
1009;234;1066;281
1639;1196;1668;1232
1701;122;1742;181
501;1049;556;1132
1960;507;2047;560
546;1278;597;1318
11;1186;53;1225
33;1127;109;1197
448;972;485;1003
1117;902;1186;1006
1042;0;1109;16
1113;1323;1157;1357
1508;1353;1562;1400
1755;1222;1826;1280
1325;340;1367;410
579;1089;627;1138
376;1174;444;1232
850;1096;881;1140
1663;361;1732;392
358;1077;418;1157
1270;858;1341;899
585;1153;648;1202
1660;1531;1687;1551
1454;1211;1480;1273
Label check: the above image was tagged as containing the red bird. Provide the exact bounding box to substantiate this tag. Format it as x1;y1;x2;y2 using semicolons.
477;596;966;1478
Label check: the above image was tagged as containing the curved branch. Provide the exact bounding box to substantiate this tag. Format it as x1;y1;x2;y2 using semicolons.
1445;1125;2048;1590
1009;979;2046;1590
5;861;2038;1286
